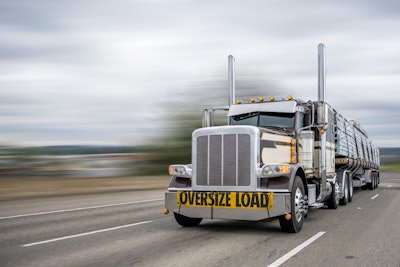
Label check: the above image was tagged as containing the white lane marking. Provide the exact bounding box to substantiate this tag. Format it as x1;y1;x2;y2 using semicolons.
0;199;164;220
22;221;152;247
371;194;380;200
267;231;326;267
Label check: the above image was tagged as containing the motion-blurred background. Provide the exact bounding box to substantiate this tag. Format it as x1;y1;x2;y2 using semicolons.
0;1;399;198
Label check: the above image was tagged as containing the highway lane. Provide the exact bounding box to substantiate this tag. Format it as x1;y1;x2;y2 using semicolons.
0;174;399;267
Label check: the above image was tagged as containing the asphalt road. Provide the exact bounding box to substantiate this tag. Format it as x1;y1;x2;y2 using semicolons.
1;173;399;267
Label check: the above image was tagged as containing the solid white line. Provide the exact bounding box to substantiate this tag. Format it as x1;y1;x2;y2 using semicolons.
0;199;164;220
371;194;380;200
267;231;326;267
22;221;152;247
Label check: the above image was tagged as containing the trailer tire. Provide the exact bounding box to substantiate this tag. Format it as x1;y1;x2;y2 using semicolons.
348;174;353;203
368;172;375;190
339;175;349;206
326;182;339;209
279;176;305;233
174;213;202;227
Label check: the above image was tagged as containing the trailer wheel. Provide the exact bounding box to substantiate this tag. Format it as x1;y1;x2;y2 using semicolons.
348;174;353;203
368;172;375;190
174;213;202;227
339;175;349;206
279;176;305;233
326;182;339;209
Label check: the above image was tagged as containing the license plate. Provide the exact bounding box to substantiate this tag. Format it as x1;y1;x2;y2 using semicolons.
177;191;273;210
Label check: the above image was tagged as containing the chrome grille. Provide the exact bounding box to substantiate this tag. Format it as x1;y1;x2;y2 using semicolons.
196;133;251;186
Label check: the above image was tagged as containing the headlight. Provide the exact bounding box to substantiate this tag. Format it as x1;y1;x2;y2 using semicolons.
168;165;192;178
260;164;290;178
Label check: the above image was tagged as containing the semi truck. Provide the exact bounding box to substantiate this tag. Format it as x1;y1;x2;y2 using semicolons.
163;44;380;233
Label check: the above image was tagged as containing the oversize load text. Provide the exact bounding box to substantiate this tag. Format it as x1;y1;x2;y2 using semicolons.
177;191;273;210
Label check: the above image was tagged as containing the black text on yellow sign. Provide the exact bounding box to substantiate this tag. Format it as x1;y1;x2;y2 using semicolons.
177;191;274;210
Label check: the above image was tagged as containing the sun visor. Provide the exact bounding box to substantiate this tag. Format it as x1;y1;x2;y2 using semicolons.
228;101;297;116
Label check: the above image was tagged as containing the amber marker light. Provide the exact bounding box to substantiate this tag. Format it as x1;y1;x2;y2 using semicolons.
287;95;293;100
285;214;292;221
259;96;264;101
280;165;290;173
236;99;241;104
319;129;325;135
269;96;275;101
250;97;255;103
163;209;169;215
168;166;174;175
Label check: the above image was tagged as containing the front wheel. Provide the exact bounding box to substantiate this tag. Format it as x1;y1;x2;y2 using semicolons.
279;176;306;233
174;213;202;227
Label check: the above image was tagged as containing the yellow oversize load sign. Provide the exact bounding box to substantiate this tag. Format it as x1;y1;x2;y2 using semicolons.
177;191;274;210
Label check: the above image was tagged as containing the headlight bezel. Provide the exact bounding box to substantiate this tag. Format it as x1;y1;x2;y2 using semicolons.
168;164;192;178
259;164;291;178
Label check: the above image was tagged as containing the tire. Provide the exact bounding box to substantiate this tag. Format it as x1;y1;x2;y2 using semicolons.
348;174;353;203
372;173;376;189
279;176;306;233
367;172;374;190
173;213;202;227
339;175;349;206
326;182;339;209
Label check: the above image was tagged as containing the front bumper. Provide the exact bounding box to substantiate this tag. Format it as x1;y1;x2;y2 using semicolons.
165;191;291;221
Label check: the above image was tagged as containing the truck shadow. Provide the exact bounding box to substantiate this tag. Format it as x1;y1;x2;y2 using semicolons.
194;219;284;235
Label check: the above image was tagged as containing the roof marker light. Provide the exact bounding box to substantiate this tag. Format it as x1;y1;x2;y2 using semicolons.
250;97;255;103
269;96;275;102
259;96;264;101
288;95;293;100
236;99;241;104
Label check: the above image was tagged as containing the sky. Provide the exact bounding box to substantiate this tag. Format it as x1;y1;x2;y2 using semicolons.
0;0;399;147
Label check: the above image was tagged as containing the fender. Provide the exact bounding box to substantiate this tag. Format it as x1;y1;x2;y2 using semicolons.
266;164;308;195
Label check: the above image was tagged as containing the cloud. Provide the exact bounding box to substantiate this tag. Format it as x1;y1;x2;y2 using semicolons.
0;0;399;147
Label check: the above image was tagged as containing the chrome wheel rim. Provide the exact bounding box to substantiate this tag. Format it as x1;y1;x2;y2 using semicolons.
294;187;303;222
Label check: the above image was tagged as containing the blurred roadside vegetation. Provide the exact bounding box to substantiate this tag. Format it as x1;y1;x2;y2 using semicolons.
0;70;282;177
380;164;400;172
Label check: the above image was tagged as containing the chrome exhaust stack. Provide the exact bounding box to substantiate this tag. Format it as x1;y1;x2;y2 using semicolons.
228;55;236;106
318;43;326;102
317;43;329;201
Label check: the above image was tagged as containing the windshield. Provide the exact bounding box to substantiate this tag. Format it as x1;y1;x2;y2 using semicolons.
229;112;295;130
